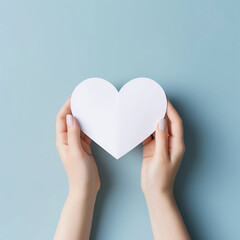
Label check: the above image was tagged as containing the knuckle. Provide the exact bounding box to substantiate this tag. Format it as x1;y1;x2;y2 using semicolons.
69;147;84;159
56;112;61;121
178;142;185;154
157;131;167;140
158;135;166;142
56;114;62;126
68;129;77;138
177;117;183;126
71;127;80;136
56;140;60;149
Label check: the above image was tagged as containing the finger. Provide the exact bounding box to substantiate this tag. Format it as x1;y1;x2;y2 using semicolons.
142;135;152;145
154;119;168;159
170;138;185;163
56;97;71;146
166;100;184;140
166;101;185;161
66;114;84;155
56;97;71;136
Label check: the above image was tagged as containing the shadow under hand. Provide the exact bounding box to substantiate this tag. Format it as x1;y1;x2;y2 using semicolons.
171;98;201;240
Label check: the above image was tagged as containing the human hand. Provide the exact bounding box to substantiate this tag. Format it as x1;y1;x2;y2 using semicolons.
141;100;185;198
56;97;100;197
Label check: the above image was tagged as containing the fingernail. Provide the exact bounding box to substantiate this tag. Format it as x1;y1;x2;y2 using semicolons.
159;119;166;131
66;114;73;127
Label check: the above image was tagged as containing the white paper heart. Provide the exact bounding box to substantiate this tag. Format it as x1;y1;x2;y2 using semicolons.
71;77;167;159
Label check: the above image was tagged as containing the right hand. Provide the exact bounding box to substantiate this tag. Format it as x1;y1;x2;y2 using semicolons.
141;100;185;197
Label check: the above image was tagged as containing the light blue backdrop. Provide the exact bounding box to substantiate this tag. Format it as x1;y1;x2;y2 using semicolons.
1;0;239;239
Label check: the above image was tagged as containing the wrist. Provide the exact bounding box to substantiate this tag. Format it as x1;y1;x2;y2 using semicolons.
145;192;176;217
68;177;100;197
144;189;175;204
68;185;98;201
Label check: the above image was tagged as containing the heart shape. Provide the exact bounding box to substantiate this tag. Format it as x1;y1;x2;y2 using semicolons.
71;77;167;159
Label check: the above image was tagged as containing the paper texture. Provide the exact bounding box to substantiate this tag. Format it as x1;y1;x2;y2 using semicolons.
71;77;167;159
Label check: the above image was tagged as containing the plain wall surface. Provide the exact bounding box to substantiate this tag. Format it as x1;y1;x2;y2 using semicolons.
0;0;239;239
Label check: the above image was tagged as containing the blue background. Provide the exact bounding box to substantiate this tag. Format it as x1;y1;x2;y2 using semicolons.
0;0;239;239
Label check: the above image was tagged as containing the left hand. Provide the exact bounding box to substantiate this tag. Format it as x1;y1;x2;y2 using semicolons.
56;97;100;197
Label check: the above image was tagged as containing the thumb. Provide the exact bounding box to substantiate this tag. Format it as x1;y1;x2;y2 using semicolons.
66;114;84;154
155;118;168;157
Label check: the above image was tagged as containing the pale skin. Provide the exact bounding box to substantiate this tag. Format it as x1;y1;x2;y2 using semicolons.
142;101;190;240
54;97;190;240
54;97;100;240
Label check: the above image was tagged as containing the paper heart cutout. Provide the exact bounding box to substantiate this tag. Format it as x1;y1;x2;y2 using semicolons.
71;77;167;159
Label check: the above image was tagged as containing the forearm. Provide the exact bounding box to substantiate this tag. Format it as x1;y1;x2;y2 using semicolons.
54;191;97;240
145;192;190;240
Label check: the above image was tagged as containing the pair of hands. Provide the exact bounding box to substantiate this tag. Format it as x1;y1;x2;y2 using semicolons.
56;97;184;198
